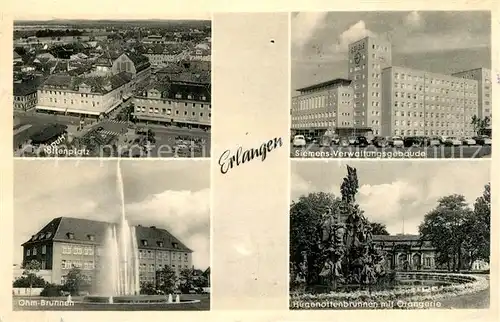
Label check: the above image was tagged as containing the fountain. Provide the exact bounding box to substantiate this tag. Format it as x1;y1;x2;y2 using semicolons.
82;161;201;305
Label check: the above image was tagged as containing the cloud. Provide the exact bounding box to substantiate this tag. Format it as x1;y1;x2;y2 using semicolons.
331;20;376;53
395;32;489;54
292;12;328;48
404;11;423;29
126;188;210;270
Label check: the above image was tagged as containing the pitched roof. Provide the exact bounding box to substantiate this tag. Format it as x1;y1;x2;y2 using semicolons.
22;217;193;253
13;79;40;96
42;72;132;94
13;51;22;59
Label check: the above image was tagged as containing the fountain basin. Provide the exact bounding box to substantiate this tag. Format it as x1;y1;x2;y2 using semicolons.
83;295;201;304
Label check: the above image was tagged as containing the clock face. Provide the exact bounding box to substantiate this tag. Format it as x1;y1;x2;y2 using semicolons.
354;52;362;65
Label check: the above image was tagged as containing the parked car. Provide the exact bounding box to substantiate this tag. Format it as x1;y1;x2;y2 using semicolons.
347;136;358;145
292;135;307;147
427;136;442;147
355;136;370;147
444;137;462;146
388;136;404;148
372;136;388;148
403;136;424;147
473;135;492;146
339;137;350;147
462;137;476;146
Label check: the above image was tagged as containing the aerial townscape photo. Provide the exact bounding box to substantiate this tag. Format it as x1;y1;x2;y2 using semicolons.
13;18;211;158
13;160;210;310
291;11;492;158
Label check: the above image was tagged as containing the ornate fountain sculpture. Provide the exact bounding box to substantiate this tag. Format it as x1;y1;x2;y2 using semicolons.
315;165;387;291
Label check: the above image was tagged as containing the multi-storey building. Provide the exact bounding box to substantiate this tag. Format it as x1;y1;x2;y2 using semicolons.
452;68;492;122
348;36;392;136
291;36;488;138
14;80;38;111
20;217;193;287
133;75;211;129
36;72;133;118
381;66;478;137
291;78;355;137
144;45;184;67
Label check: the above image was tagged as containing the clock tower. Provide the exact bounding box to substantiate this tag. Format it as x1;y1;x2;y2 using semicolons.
348;36;392;136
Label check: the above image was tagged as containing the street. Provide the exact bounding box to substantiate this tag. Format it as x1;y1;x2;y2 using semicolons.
13;112;211;158
291;144;491;159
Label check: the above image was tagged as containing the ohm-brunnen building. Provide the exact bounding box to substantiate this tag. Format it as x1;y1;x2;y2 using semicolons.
20;217;193;287
291;36;492;138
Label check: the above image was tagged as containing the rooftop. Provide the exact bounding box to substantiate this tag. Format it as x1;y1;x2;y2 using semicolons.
22;217;192;252
42;71;132;94
296;78;352;92
14;79;41;96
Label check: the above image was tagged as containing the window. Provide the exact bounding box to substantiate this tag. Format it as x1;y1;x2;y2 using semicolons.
141;240;148;246
26;249;31;256
67;232;74;239
157;241;164;247
87;234;95;241
172;242;179;249
42;245;46;254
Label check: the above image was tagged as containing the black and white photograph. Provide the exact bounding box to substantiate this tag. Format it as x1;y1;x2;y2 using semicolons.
291;11;492;159
13;17;211;158
290;161;490;309
13;160;210;311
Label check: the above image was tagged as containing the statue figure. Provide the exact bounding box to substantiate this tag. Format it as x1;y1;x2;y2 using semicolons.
320;207;334;243
333;224;346;245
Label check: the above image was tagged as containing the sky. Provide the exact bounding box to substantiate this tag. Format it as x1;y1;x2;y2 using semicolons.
14;160;210;270
291;160;490;235
291;11;491;95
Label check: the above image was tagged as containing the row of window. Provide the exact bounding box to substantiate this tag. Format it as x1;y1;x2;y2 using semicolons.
139;263;190;272
393;73;478;88
393;101;477;111
138;249;189;261
394;120;470;128
393;111;472;119
142;94;208;102
14;94;36;101
43;97;102;106
61;260;95;270
394;82;478;95
62;245;95;256
135;106;211;118
26;245;47;256
394;92;477;102
394;129;474;136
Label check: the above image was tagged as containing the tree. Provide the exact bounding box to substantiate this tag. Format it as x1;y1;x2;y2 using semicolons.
471;115;491;135
63;268;88;295
464;183;490;267
369;222;389;235
22;260;42;296
419;195;472;271
140;282;157;295
13;275;47;288
289;192;342;286
156;266;178;294
179;268;196;293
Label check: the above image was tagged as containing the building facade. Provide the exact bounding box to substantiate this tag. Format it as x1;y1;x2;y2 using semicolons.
452;68;492;121
133;79;211;129
348;36;392;136
291;79;355;137
36;72;133;117
373;235;436;271
381;66;478;137
14;81;38;111
291;36;488;138
21;217;193;287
